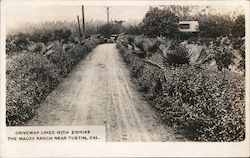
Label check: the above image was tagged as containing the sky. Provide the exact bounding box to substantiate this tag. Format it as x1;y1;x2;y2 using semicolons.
6;5;149;31
5;5;244;32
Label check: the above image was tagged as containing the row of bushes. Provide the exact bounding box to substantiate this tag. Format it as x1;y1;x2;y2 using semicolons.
126;6;245;39
6;29;75;54
123;35;245;74
116;36;245;141
6;37;101;126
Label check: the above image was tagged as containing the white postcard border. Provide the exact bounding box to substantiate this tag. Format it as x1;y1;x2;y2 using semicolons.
0;0;249;157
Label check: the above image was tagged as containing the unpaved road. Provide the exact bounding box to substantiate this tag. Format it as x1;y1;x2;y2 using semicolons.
27;44;184;141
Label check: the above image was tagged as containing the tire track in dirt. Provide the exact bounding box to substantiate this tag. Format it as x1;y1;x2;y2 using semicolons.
27;43;185;141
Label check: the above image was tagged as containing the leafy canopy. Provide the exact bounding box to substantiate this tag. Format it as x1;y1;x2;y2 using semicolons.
140;7;179;38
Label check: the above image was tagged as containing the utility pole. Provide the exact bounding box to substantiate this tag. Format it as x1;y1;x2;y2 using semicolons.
106;6;110;24
82;5;85;40
81;5;86;53
77;15;82;39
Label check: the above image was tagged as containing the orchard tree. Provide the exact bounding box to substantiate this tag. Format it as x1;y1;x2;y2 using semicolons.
209;37;235;73
140;6;179;38
163;5;199;20
232;14;245;38
197;14;233;38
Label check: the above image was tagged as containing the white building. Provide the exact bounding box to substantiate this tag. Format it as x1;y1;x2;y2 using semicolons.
179;21;199;32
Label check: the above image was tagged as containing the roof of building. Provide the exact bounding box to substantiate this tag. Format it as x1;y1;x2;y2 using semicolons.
179;21;199;24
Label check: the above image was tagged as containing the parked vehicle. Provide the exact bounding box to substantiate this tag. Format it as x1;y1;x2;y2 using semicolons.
110;34;118;43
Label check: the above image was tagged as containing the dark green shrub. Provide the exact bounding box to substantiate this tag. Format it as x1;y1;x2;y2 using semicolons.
232;14;245;38
148;43;159;53
33;43;45;53
123;24;143;35
138;65;163;96
160;66;245;141
6;37;101;126
6;53;60;125
127;35;135;44
238;42;245;73
6;33;30;53
198;14;233;38
141;6;179;38
117;36;245;141
208;37;235;71
30;33;42;43
54;29;72;42
40;32;53;44
232;38;245;49
129;54;145;77
162;42;191;67
97;23;121;38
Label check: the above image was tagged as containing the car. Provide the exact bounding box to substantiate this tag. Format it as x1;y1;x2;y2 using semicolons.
110;34;118;43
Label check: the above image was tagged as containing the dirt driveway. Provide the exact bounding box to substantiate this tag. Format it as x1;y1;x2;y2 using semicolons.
27;43;184;142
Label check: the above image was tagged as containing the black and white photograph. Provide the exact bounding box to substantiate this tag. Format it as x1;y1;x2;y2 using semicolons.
1;1;249;156
4;2;247;142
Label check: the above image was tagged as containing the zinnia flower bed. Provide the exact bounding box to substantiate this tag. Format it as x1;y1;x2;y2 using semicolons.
116;37;245;141
6;38;101;126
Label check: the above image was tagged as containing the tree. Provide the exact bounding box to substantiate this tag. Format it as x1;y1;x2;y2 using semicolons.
196;13;233;38
122;24;143;35
232;14;245;38
209;37;235;72
97;23;121;38
163;5;199;20
140;7;179;38
54;29;72;42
